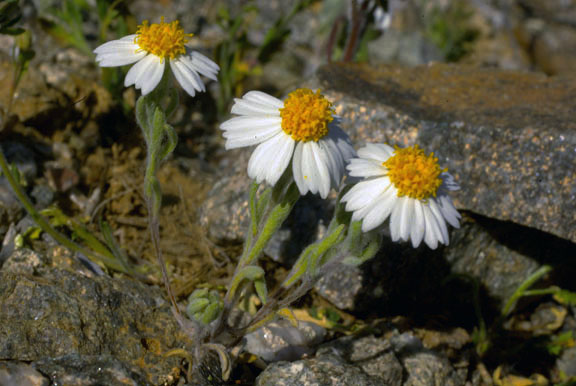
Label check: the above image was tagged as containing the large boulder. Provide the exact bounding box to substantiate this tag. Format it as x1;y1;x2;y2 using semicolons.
0;248;192;384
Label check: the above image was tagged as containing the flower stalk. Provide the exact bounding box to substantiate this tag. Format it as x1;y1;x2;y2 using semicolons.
134;71;180;312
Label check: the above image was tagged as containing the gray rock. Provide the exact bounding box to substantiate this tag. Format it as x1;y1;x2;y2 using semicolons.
518;0;576;27
2;142;37;182
367;0;443;66
391;332;465;386
319;335;403;386
244;320;326;362
444;215;542;304
256;331;467;386
30;185;55;209
530;21;576;75
0;248;47;276
0;259;191;384
557;346;576;378
314;263;364;311
0;182;21;238
368;30;443;67
315;62;576;243
0;224;16;264
255;352;380;386
33;354;149;386
0;361;48;386
390;332;425;355
402;351;463;386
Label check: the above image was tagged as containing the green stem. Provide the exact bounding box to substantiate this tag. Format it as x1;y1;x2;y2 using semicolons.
238;182;299;268
136;73;181;315
249;182;259;238
0;146;127;273
501;265;553;318
521;287;559;297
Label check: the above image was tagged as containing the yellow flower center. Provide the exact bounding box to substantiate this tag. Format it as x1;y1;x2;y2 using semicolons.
134;17;192;60
383;145;445;200
279;88;334;142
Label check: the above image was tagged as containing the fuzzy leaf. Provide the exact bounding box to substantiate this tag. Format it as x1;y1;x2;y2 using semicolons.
186;298;209;316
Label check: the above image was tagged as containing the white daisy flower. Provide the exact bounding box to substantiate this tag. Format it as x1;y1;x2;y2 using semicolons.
93;17;219;97
220;88;355;199
342;143;461;249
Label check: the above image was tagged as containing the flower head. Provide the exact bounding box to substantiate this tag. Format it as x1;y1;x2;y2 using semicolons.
93;17;219;96
220;89;355;198
342;143;461;249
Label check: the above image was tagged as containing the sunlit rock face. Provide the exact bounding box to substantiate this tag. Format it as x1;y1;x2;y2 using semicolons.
316;62;576;244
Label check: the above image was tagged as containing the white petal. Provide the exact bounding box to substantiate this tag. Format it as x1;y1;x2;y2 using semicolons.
94;37;146;67
360;187;396;232
93;35;138;55
357;143;395;162
180;51;219;81
244;91;284;109
298;142;330;198
138;56;165;95
189;51;220;79
265;134;295;185
292;142;306;195
347;158;386;178
170;57;204;96
319;139;339;185
437;194;461;228
221;116;282;132
342;177;390;211
422;205;440;249
124;54;159;89
224;122;283;149
96;50;147;67
410;200;425;248
327;124;355;160
398;198;414;242
428;199;449;245
319;126;355;186
441;172;460;191
247;133;293;186
231;97;282;116
389;194;405;242
299;143;316;195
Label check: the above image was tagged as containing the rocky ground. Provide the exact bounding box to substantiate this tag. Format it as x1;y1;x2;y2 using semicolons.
0;0;575;385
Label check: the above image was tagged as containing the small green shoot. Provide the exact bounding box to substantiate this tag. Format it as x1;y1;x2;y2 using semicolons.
547;331;575;356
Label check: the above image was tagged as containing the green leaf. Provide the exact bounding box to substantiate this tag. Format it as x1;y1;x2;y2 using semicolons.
547;331;574;356
308;224;346;275
282;244;313;288
254;279;268;305
99;220;131;270
186;298;209;316
324;307;341;324
201;302;222;324
227;265;265;300
158;123;178;162
188;288;209;299
554;289;576;306
343;232;381;266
